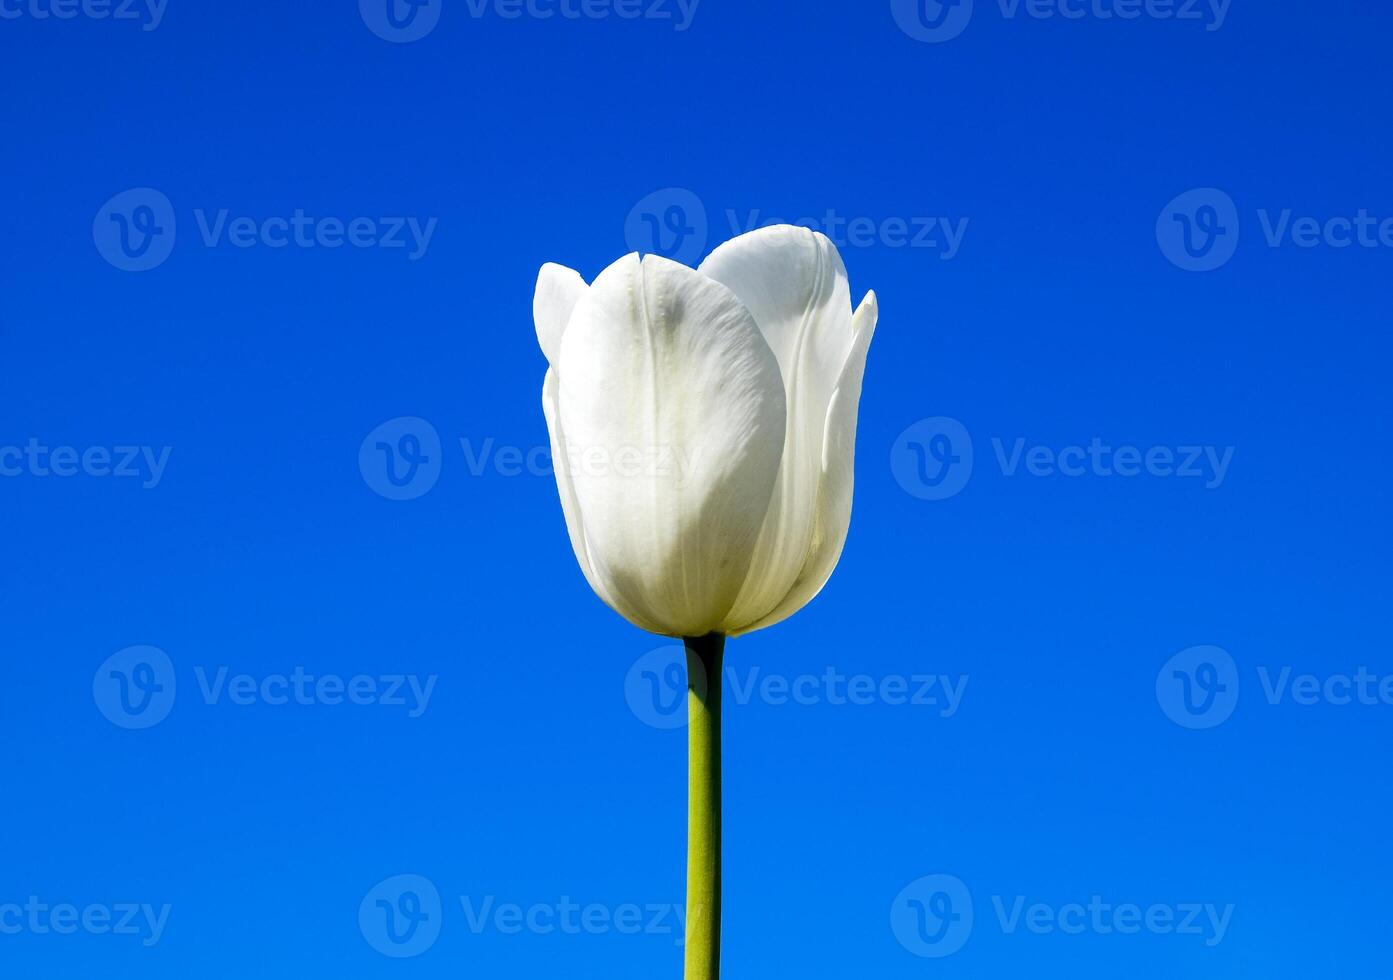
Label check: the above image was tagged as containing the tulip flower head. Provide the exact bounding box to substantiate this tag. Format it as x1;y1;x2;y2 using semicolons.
534;225;877;638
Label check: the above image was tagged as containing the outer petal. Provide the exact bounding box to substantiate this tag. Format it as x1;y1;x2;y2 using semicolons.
731;291;877;635
534;262;587;366
557;252;786;637
542;368;667;634
698;226;855;630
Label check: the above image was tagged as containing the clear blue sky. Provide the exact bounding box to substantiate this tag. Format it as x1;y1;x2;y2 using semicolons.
2;1;1391;977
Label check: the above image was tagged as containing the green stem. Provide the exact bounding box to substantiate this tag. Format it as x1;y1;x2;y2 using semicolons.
684;632;724;980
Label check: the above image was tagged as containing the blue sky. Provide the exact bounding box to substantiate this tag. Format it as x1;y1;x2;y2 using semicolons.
2;0;1391;976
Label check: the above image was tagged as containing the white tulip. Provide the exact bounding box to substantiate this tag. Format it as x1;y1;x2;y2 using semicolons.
534;225;878;638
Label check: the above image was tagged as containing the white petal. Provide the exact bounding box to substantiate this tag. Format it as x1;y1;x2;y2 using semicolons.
534;262;587;366
542;368;668;634
731;291;877;635
557;252;786;637
698;226;855;630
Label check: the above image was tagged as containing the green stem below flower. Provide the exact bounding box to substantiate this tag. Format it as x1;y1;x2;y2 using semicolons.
684;632;724;980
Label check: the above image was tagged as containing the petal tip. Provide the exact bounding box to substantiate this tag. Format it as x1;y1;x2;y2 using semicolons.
534;262;588;366
637;250;689;272
853;290;879;330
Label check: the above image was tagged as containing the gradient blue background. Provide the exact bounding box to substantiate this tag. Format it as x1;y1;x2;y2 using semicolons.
3;0;1391;976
